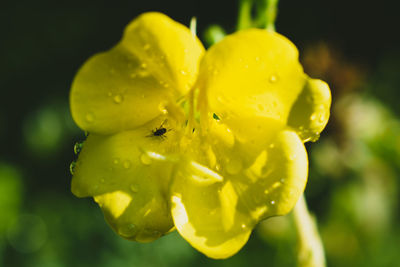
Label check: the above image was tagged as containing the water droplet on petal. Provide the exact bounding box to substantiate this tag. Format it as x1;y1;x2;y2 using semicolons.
85;113;94;123
241;224;247;229
123;160;131;169
74;142;83;155
318;114;326;123
270;200;276;205
140;153;152;165
269;143;275;149
118;224;137;238
158;103;168;114
215;164;221;171
310;113;317;121
137;63;150;77
272;182;281;189
113;94;123;104
69;161;76;175
269;74;279;83
180;70;187;75
130;184;139;193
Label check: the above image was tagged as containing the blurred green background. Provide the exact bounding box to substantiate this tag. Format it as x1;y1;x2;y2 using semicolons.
1;0;399;266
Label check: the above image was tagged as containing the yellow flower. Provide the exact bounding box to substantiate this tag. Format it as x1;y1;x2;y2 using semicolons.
70;12;331;259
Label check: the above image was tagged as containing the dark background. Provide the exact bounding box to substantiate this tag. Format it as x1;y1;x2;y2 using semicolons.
1;0;399;266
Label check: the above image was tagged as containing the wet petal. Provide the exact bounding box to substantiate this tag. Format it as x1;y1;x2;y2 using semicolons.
71;117;181;241
70;12;204;134
198;29;306;134
237;130;308;220
287;78;331;142
170;160;253;259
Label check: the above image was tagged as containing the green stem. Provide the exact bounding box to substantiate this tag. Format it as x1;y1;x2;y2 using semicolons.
237;0;279;31
263;0;278;31
293;194;326;267
237;0;253;30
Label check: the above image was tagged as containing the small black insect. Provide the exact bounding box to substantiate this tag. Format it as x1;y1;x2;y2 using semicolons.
147;120;171;139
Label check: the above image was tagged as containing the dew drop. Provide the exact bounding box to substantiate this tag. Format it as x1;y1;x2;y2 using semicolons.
158;103;168;114
180;70;188;75
270;200;276;205
269;74;279;83
130;184;139;193
123;160;131;169
241;224;247;229
318;114;326;123
310;132;321;142
272;182;281;189
215;164;221;171
113;94;124;104
118;224;137;238
269;143;275;149
74;142;83;155
310;113;317;121
85;113;94;123
69;161;76;175
140;153;152;165
137;63;150;77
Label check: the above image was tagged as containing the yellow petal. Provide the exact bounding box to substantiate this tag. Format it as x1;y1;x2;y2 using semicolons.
70;12;205;134
198;29;306;136
239;130;308;220
202;127;308;221
170;160;253;259
287;78;331;142
71;117;181;242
